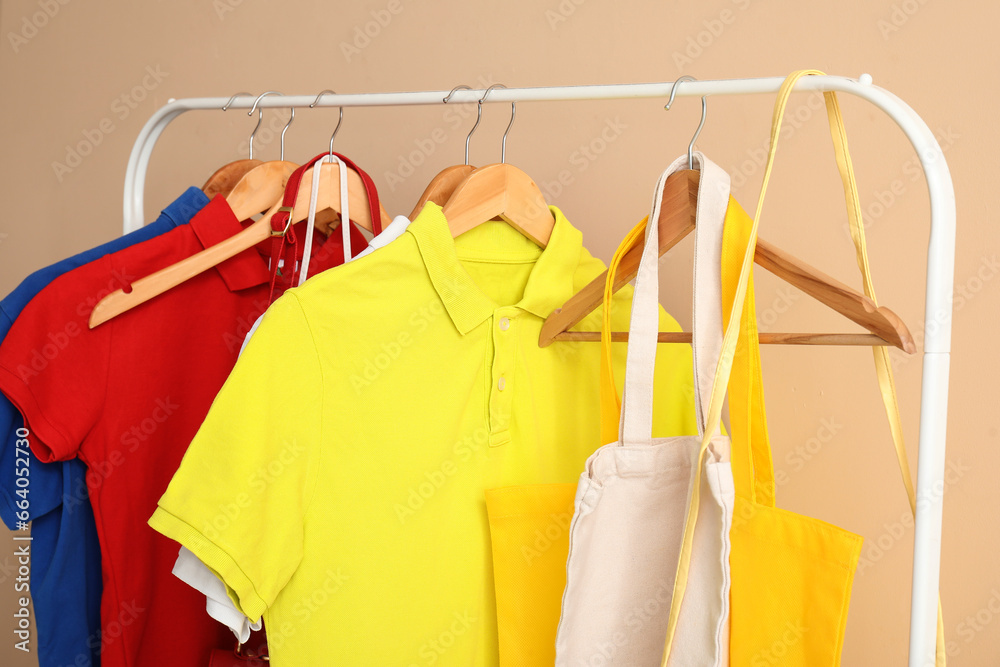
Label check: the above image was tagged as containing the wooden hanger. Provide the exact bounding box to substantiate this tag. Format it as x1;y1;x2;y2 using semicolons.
89;96;388;328
200;93;260;198
410;164;474;219
291;90;392;233
202;159;261;199
226;159;298;220
292;158;392;233
441;163;553;246
537;169;916;352
223;95;303;219
89;156;381;329
439;84;554;246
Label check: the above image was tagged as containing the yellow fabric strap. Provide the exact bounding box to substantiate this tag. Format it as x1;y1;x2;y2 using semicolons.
599;71;944;664
595;181;761;662
657;74;803;665
672;69;949;663
721;201;775;507
820;76;947;666
599;217;647;444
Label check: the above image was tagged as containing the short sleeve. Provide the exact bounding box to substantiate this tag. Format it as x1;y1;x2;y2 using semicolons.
0;409;64;527
0;306;62;525
148;292;322;623
0;261;112;463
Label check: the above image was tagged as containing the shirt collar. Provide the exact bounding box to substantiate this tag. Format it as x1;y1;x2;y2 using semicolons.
187;196;271;292
407;202;582;335
158;187;211;229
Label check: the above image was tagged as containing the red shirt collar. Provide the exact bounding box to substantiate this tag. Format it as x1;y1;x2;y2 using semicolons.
187;196;372;293
187;196;272;292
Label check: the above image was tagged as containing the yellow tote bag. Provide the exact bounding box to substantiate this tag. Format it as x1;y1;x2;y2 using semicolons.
602;70;946;665
601;197;862;666
723;202;864;665
484;484;576;666
722;70;946;665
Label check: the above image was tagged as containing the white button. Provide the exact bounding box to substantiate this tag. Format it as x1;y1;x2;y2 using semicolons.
497;377;507;391
499;317;510;331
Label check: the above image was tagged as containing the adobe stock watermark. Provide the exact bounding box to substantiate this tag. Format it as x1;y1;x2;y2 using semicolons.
394;427;491;524
7;0;73;54
13;321;82;384
751;621;808;666
949;587;1000;659
63;598;148;667
0;554;18;586
728;91;826;191
12;530;32;653
265;568;350;652
579;581;672;666
856;457;970;576
85;598;146;658
773;416;844;487
233;110;293;161
382;73;499;192
13;428;31;532
891;253;998;373
213;0;248;20
224;297;270;354
538;117;628;202
62;397;181;513
852;126;959;235
51;66;170;182
671;0;754;71
349;274;470;393
200;438;306;542
340;0;406;62
521;511;572;565
877;0;934;39
12;269;139;385
755;286;802;334
732;418;846;532
405;610;477;666
543;0;589;30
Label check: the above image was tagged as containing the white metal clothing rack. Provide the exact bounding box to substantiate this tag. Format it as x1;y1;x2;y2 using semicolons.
121;75;955;666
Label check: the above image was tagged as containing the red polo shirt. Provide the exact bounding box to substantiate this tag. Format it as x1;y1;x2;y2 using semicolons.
0;197;367;667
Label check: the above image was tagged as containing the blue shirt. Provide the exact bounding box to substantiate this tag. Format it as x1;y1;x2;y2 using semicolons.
0;187;209;667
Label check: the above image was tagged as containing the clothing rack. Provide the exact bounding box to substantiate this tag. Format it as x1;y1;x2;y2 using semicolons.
121;75;955;666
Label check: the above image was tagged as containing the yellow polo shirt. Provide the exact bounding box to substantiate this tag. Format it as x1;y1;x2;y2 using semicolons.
150;202;699;666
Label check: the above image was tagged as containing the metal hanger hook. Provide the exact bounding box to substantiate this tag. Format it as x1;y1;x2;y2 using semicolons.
222;93;255;159
443;85;473;164
443;84;472;104
465;83;506;167
279;108;294;162
500;96;515;164
474;83;514;162
664;76;707;169
222;92;252;111
247;91;283;160
310;90;344;157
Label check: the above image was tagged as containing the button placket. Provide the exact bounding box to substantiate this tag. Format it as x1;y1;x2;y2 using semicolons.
488;309;517;446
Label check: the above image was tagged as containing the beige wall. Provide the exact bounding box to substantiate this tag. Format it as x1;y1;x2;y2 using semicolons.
1;0;996;664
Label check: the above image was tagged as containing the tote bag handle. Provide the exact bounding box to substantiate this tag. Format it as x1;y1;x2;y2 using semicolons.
598;70;946;665
720;70;947;665
615;154;732;447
